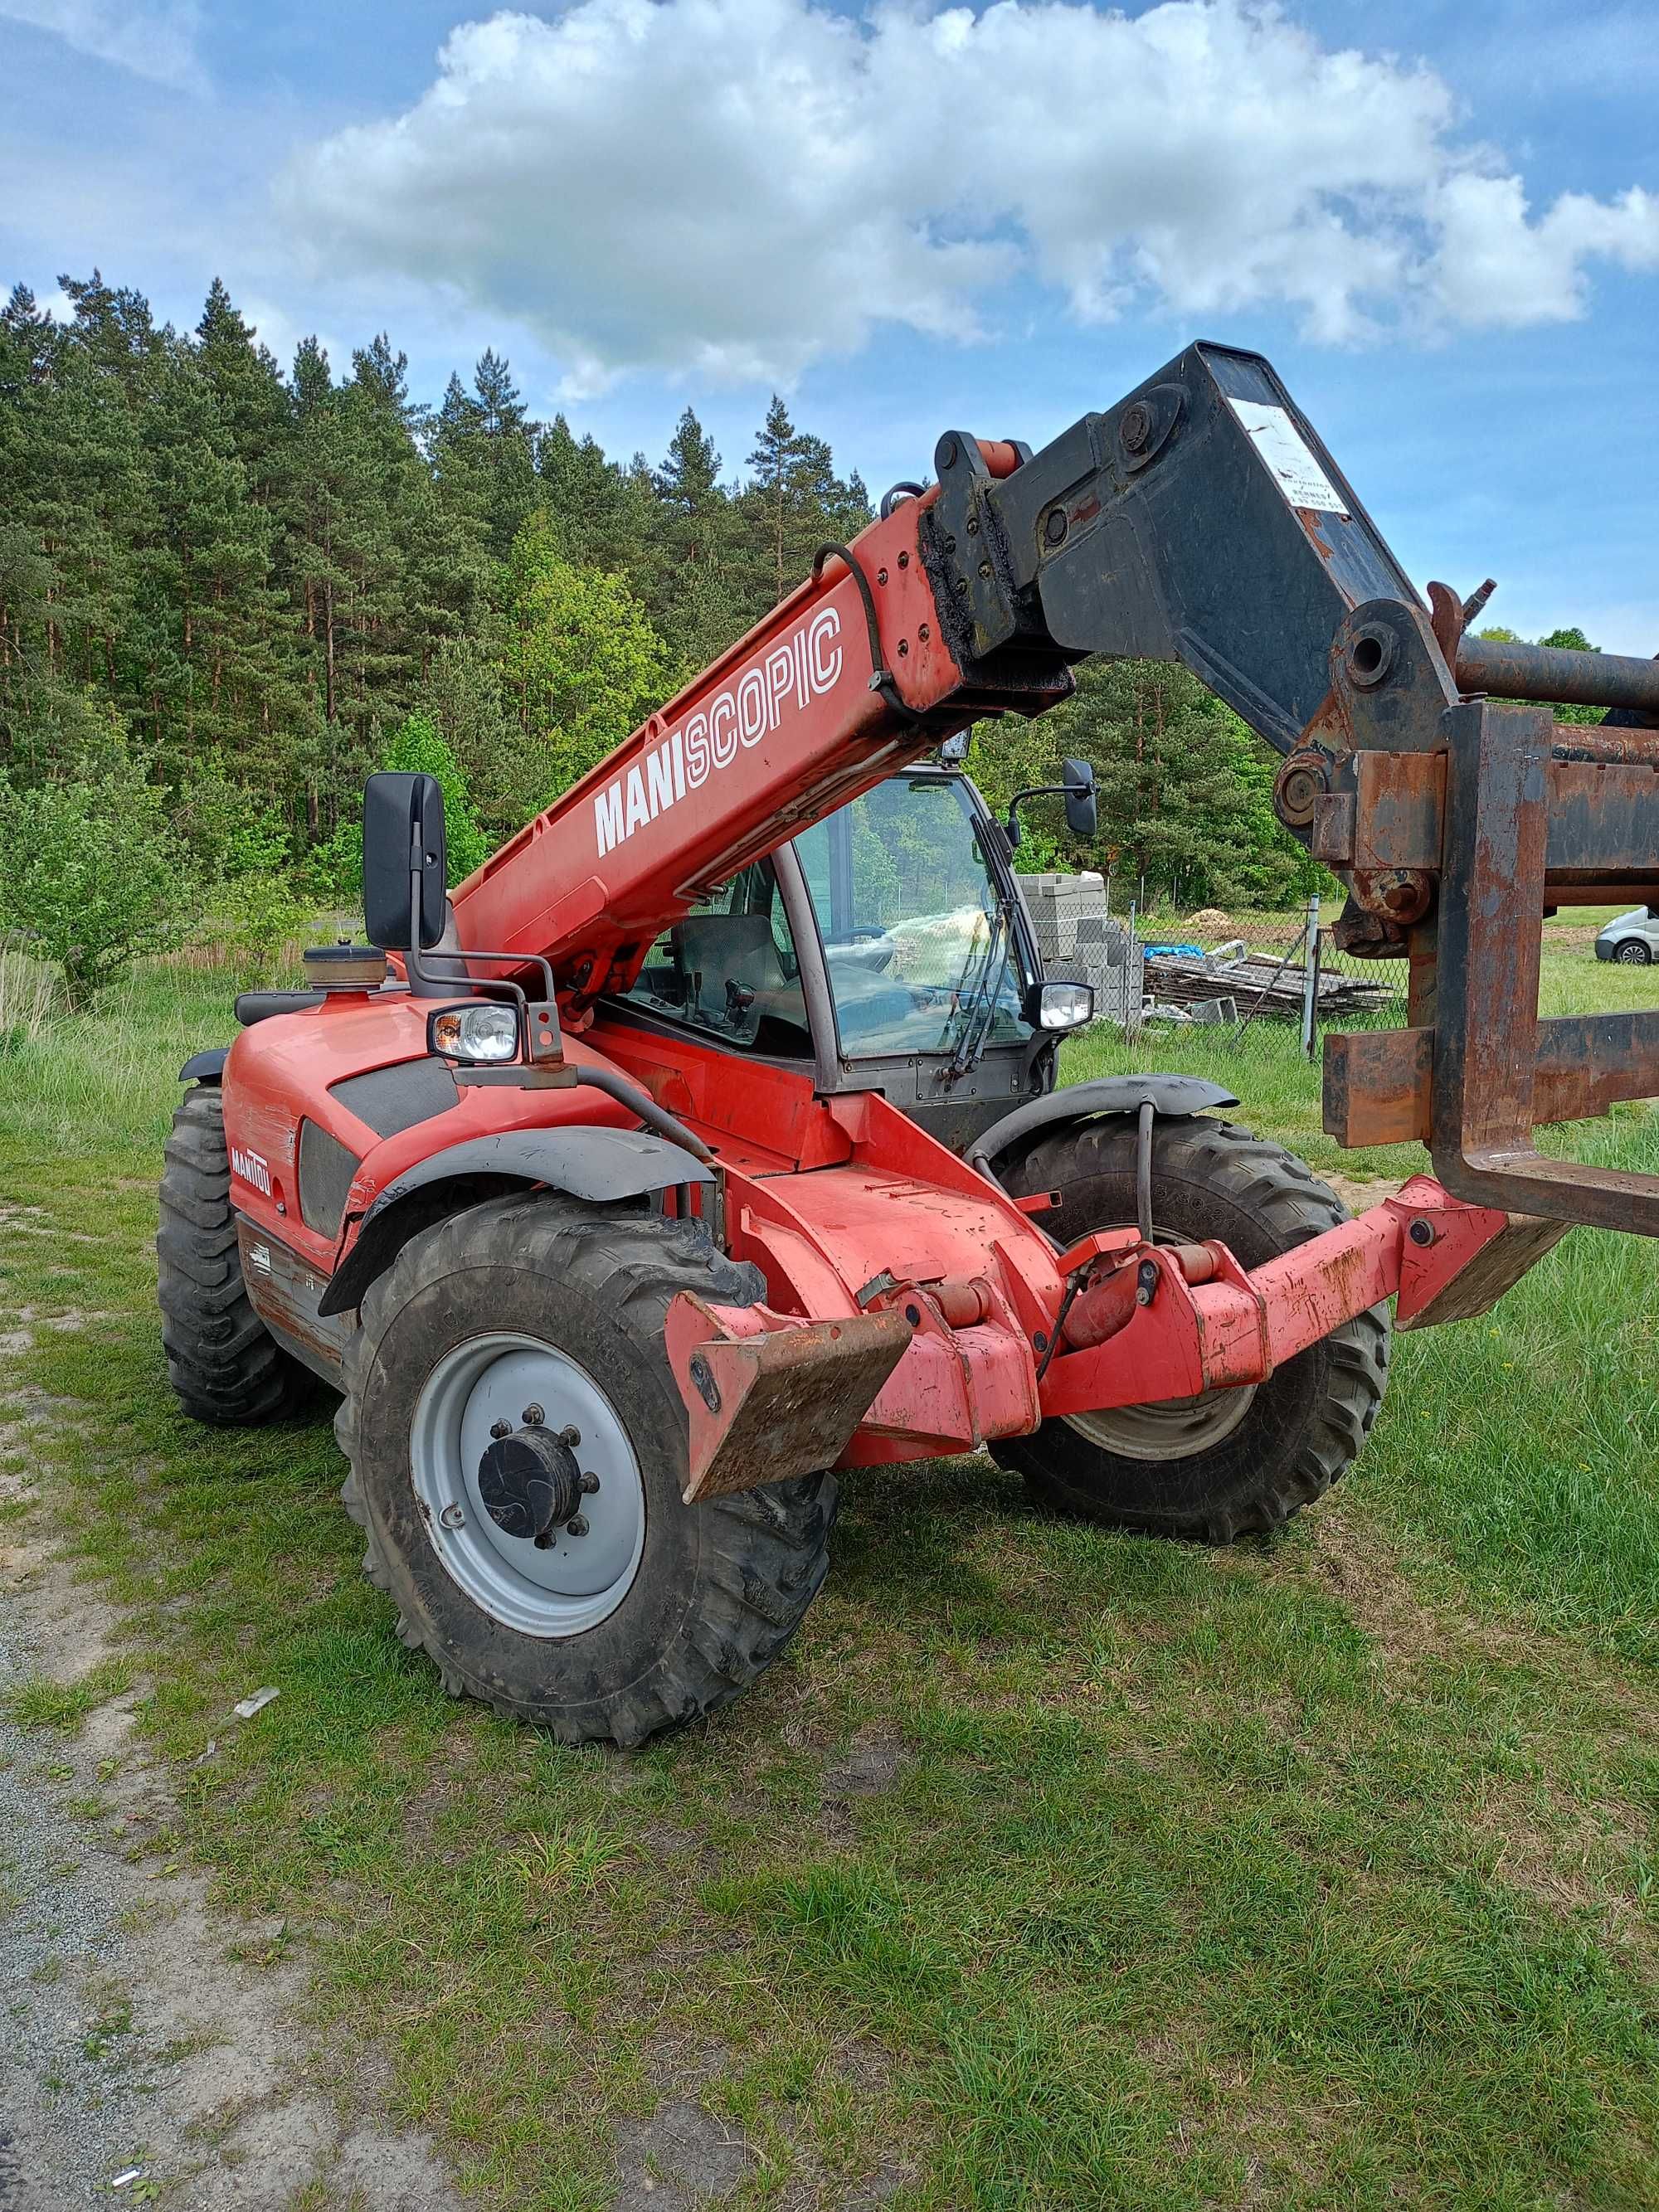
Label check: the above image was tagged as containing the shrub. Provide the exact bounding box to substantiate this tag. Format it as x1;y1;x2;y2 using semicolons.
383;714;491;882
175;754;292;886
221;868;315;988
0;750;185;1008
309;715;491;902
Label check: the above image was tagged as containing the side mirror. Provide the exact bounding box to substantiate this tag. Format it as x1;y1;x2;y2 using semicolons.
362;771;447;951
1003;809;1023;851
1062;757;1097;840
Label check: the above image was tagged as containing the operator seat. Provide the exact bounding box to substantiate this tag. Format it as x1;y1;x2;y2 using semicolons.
672;912;804;1037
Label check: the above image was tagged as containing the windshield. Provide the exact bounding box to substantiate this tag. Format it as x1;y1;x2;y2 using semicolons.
793;775;1034;1059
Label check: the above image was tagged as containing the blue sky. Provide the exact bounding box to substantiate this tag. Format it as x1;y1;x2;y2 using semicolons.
2;0;1656;651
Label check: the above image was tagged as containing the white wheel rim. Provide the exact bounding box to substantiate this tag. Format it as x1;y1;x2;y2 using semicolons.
409;1333;645;1636
1060;1226;1258;1461
1063;1385;1258;1461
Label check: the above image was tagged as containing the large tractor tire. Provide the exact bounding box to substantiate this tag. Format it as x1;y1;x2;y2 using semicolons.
991;1115;1389;1543
157;1086;309;1425
337;1193;837;1746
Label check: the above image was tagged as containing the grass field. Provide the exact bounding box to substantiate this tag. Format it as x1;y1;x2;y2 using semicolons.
2;941;1659;2208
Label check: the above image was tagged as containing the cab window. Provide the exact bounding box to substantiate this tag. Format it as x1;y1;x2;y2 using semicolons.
619;860;812;1056
792;776;1034;1058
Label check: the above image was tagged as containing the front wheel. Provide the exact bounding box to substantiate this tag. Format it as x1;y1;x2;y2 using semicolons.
338;1194;837;1744
1614;939;1652;966
990;1116;1389;1544
157;1086;309;1425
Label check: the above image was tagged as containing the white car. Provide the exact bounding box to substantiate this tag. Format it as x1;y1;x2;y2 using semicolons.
1595;907;1659;965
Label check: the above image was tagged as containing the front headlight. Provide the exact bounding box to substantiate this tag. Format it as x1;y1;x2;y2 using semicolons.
1036;980;1094;1030
429;1002;521;1063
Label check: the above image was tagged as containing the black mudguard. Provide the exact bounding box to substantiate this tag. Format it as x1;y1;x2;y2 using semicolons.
317;1127;713;1317
966;1075;1239;1177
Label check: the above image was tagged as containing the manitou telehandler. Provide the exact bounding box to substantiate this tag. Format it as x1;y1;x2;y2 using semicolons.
159;343;1659;1745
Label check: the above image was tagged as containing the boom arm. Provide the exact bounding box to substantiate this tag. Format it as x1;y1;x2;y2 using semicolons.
452;339;1659;1234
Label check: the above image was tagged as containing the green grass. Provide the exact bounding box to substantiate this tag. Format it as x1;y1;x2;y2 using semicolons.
2;947;1658;2206
3;1660;133;1733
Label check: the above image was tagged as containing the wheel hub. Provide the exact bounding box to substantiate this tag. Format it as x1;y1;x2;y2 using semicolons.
410;1335;645;1637
477;1425;583;1544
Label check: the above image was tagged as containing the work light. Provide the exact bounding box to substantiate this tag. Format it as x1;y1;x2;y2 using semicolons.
1034;981;1093;1029
428;1002;521;1063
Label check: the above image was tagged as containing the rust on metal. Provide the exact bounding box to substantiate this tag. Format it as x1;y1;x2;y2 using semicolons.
1427;578;1466;666
1454;634;1659;717
1396;1214;1572;1330
235;1220;353;1379
1326;1012;1659;1148
667;1294;912;1505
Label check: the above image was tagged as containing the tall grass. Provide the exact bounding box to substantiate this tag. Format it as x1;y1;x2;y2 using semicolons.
0;936;61;1055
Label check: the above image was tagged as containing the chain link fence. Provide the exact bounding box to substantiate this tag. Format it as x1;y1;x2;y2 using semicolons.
1028;877;1408;1061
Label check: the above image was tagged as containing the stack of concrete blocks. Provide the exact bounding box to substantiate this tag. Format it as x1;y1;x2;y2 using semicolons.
1019;872;1141;1031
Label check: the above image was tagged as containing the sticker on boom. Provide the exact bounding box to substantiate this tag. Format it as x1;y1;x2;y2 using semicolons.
593;606;844;858
231;1145;272;1197
1228;399;1350;518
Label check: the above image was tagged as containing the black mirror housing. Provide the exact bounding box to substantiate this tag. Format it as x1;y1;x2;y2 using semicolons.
363;772;447;951
1061;757;1097;840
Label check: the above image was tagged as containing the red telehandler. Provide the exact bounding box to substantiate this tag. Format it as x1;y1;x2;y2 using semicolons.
158;343;1659;1744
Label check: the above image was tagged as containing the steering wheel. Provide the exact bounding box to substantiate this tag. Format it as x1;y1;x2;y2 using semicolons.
829;925;897;975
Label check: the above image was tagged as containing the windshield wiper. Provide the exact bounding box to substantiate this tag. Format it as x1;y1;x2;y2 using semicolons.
941;902;1011;1086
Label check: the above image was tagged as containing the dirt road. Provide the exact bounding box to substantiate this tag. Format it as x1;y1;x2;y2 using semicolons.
0;1372;460;2210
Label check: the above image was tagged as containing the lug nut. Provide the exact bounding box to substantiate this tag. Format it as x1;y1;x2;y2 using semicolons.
522;1404;545;1427
559;1426;581;1447
489;1419;511;1440
567;1514;589;1538
579;1471;600;1495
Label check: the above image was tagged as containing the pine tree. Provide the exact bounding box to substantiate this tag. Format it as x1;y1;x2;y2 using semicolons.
533;415;653;576
194;278;289;504
649;408;745;671
431;351;540;562
742;396;873;607
746;395;799;603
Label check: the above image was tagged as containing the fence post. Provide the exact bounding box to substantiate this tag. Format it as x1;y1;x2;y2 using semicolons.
1301;892;1321;1060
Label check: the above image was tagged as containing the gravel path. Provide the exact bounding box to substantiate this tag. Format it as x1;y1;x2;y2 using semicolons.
0;1314;462;2212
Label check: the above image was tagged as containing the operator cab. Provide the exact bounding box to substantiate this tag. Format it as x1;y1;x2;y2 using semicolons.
607;766;1094;1153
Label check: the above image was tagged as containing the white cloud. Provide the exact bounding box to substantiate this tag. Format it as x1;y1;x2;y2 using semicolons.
277;0;1659;391
1431;174;1659;328
0;0;205;90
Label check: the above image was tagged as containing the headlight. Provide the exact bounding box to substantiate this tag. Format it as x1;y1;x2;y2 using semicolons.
429;1002;521;1063
1036;980;1093;1030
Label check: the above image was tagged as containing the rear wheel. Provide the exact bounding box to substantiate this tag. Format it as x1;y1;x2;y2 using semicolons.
990;1115;1389;1543
338;1194;837;1744
157;1086;308;1425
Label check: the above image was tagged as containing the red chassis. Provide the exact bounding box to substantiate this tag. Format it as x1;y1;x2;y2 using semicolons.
223;992;1513;1504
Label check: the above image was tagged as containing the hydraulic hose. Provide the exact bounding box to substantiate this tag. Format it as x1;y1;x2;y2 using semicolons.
572;1064;716;1167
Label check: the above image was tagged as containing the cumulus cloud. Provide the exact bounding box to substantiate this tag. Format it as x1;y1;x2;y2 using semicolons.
277;0;1659;391
0;0;205;90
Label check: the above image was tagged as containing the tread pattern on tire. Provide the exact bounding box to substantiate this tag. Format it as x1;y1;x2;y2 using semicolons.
338;1194;838;1745
996;1115;1390;1543
157;1086;305;1425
